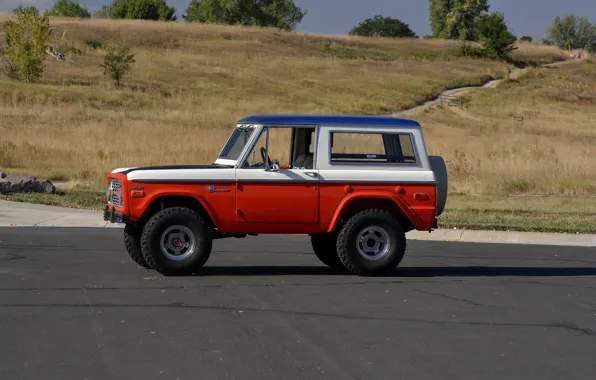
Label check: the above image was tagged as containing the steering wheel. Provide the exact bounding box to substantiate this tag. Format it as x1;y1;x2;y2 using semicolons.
260;147;272;167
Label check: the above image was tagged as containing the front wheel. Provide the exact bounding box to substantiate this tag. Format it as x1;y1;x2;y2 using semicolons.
336;209;406;276
140;207;213;276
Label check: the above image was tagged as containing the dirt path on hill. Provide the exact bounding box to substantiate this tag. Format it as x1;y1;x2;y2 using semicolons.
393;58;580;117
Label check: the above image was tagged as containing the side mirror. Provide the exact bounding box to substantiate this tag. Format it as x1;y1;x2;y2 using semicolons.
267;159;280;171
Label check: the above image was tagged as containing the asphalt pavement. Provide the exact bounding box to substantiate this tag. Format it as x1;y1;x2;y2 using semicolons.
0;227;595;380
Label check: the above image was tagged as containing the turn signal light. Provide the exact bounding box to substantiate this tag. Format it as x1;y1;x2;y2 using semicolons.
413;192;429;200
131;190;145;198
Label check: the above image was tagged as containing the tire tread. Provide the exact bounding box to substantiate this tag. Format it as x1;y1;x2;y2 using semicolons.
336;208;406;276
124;223;151;269
140;207;212;276
311;233;347;271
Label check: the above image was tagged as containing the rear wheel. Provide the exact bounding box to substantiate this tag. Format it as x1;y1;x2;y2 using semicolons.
140;207;213;276
310;232;347;271
123;223;151;269
336;209;406;276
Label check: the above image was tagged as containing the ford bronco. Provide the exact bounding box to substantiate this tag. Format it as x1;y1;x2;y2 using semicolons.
104;115;448;276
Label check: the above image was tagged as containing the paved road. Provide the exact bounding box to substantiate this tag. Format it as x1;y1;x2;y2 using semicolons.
1;228;595;380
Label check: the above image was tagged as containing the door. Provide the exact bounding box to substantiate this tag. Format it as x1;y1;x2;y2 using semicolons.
234;125;320;224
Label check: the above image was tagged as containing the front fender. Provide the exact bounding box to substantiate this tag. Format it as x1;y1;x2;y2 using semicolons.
128;189;221;227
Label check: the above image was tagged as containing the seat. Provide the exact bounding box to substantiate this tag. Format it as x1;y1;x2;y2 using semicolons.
293;153;313;169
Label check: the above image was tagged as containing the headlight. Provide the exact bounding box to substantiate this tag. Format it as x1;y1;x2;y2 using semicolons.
106;182;112;202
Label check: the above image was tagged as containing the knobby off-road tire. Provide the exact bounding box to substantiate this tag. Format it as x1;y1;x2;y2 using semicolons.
124;223;152;269
140;207;213;276
310;232;347;271
336;209;406;276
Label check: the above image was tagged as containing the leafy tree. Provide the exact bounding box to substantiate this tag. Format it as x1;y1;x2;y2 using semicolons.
108;0;177;21
546;15;577;50
590;26;596;54
545;14;596;53
476;12;517;59
576;16;593;49
349;15;417;38
48;0;91;18
101;45;135;87
429;0;490;41
183;0;306;31
519;36;533;43
93;5;111;18
3;6;52;82
183;0;202;22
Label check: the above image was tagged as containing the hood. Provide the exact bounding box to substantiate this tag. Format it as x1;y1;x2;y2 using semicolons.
115;164;233;176
114;164;235;183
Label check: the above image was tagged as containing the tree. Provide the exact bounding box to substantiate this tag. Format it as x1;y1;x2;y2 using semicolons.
183;0;307;31
183;0;202;22
476;12;517;59
429;0;490;41
349;15;417;38
590;25;596;54
546;15;577;50
108;0;177;21
3;6;52;82
101;45;135;87
576;16;593;49
545;14;596;53
519;36;533;43
47;0;91;18
93;5;111;18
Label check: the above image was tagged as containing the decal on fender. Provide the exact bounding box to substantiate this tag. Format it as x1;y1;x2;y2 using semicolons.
207;185;230;193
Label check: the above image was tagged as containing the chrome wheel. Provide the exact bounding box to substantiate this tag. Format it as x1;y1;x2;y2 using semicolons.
356;226;391;261
159;225;196;261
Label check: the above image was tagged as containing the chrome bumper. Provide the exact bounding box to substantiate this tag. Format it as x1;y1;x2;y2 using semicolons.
103;205;125;223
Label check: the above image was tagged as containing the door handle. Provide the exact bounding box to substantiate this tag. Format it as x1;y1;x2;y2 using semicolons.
305;172;318;177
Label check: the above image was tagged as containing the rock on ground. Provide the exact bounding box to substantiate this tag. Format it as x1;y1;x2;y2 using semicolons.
0;174;56;194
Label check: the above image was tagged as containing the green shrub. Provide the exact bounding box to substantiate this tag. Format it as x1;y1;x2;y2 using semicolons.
101;45;135;87
4;6;52;82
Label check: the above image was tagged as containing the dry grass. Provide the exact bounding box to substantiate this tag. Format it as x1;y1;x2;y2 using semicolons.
0;16;568;191
441;194;596;233
411;60;596;196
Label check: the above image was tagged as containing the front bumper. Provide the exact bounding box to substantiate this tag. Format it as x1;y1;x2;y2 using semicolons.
103;205;125;223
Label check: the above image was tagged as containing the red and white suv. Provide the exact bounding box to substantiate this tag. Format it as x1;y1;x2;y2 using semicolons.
104;114;448;276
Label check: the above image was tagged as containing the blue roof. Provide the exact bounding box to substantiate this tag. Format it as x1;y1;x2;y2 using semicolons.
237;114;421;128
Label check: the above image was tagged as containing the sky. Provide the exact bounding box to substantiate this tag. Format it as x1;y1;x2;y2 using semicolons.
0;0;594;42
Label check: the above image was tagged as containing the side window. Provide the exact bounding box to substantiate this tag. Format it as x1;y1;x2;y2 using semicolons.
243;126;293;169
329;131;417;164
291;127;315;170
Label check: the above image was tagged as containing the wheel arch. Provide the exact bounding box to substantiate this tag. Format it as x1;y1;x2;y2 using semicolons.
138;194;218;229
325;192;422;233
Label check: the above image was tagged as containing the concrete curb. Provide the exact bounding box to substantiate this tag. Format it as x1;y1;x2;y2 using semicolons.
406;229;596;248
2;200;595;247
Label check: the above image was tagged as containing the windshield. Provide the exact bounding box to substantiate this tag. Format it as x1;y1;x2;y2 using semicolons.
218;125;257;161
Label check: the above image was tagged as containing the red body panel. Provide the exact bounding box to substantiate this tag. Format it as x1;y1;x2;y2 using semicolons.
106;174;437;234
235;182;319;224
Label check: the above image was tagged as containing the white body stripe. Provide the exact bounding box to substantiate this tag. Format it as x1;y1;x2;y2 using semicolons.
117;123;440;185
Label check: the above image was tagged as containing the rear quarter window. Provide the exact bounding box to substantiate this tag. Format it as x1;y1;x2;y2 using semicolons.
329;131;417;164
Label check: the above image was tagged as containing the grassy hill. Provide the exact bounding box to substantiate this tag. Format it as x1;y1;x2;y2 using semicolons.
3;16;595;233
0;16;566;186
405;59;596;232
408;60;596;196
